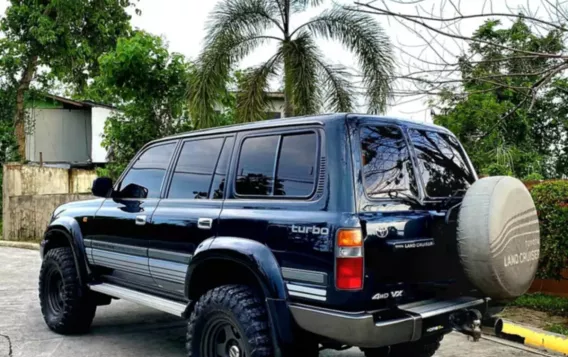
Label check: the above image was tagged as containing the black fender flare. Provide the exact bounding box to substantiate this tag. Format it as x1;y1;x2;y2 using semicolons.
185;237;294;352
185;236;287;300
41;216;90;286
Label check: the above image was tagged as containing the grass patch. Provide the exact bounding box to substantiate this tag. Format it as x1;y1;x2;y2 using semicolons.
510;293;568;317
545;323;568;335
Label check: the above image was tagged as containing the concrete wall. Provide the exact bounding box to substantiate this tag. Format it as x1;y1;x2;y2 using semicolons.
4;193;93;242
2;164;97;241
25;108;92;163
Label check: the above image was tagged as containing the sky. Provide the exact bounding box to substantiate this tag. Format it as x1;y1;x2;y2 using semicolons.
0;0;536;123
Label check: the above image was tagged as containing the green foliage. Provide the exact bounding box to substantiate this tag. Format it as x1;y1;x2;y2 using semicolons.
0;0;136;91
545;323;568;335
524;172;545;181
484;163;513;176
510;293;568;317
190;0;394;127
0;0;136;158
433;19;568;178
529;181;568;279
88;31;238;180
85;32;190;179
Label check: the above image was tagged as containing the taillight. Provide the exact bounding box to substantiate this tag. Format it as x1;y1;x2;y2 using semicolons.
335;228;363;290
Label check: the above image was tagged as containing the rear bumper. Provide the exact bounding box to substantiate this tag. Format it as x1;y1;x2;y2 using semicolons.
289;297;488;348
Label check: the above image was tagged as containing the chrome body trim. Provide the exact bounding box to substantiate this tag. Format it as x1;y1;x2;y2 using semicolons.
89;283;186;316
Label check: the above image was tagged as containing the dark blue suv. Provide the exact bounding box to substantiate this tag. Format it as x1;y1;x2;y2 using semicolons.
38;114;541;357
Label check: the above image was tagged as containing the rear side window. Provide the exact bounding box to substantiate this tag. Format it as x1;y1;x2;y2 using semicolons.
360;126;418;198
408;129;475;197
117;143;176;199
168;138;224;199
235;132;318;197
275;133;317;196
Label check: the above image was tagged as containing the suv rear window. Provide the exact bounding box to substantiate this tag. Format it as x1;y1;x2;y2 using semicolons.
360;125;418;198
408;129;475;197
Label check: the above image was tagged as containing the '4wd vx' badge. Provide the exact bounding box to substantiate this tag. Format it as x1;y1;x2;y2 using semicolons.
372;290;404;300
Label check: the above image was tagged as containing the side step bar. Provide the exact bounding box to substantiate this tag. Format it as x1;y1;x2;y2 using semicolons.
89;283;187;317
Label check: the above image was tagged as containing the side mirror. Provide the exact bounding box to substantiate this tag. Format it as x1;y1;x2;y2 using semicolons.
92;177;113;198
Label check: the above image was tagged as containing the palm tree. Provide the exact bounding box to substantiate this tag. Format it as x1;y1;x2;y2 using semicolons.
189;0;394;128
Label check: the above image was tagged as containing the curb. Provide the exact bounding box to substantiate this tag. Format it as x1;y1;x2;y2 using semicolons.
0;240;39;250
495;318;568;355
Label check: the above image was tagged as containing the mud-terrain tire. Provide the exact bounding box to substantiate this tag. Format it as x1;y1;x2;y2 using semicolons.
457;176;540;300
39;247;97;334
362;336;442;357
186;284;273;357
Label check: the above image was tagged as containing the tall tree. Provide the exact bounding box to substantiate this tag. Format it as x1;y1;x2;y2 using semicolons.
189;0;395;128
86;31;194;179
433;19;568;178
0;0;136;159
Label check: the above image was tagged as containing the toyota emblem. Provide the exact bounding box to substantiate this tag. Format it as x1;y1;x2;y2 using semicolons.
376;225;389;238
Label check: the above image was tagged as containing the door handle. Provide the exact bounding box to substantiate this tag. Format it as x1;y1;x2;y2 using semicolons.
135;215;147;226
197;218;213;230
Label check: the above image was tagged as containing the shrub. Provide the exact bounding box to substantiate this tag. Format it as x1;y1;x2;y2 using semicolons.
510;293;568;316
524;172;544;181
530;180;568;279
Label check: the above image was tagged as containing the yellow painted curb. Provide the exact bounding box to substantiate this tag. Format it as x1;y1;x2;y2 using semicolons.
495;318;568;354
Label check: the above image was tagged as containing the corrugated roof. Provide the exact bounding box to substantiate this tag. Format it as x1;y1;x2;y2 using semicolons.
41;93;116;109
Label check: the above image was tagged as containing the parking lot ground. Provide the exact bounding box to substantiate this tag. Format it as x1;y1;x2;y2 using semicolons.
0;247;551;357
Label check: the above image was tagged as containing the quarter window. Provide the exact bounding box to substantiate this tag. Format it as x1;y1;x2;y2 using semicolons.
168;138;224;199
235;132;318;197
235;135;279;196
117;143;176;199
275;133;317;196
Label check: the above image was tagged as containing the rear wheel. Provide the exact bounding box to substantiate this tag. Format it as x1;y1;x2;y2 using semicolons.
362;336;443;357
39;247;96;334
186;284;273;357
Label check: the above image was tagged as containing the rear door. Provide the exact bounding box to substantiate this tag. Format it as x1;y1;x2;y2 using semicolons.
148;135;234;296
349;120;476;305
89;141;177;290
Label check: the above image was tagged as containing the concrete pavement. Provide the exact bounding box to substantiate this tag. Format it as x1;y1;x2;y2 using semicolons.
0;246;549;357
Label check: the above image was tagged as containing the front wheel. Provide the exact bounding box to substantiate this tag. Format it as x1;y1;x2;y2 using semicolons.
186;284;273;357
39;247;97;334
362;336;443;357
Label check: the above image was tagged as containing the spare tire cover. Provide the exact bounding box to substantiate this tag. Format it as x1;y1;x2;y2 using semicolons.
457;176;540;300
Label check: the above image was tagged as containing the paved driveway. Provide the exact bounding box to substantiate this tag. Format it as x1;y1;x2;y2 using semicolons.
0;247;546;357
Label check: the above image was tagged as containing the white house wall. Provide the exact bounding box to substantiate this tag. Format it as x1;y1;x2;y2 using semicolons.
91;106;115;163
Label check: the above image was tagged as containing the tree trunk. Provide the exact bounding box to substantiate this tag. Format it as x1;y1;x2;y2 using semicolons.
15;55;38;161
283;56;294;118
282;0;292;118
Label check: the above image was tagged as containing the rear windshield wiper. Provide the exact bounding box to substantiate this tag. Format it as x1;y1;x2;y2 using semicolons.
441;189;467;207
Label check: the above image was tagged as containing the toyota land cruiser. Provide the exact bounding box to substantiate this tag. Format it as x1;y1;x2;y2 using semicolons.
38;113;540;356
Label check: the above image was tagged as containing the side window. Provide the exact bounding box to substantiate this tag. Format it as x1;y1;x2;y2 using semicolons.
117;143;176;199
210;137;235;199
235;131;318;197
168;137;224;199
235;135;279;196
275;133;317;196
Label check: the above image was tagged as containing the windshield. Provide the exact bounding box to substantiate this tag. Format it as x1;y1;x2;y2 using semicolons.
359;125;419;199
408;129;475;197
